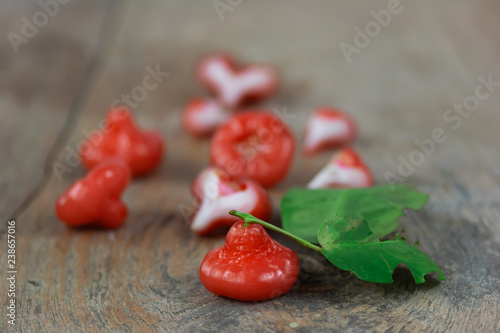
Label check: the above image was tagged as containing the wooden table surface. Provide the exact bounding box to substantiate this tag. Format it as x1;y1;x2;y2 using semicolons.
1;1;499;332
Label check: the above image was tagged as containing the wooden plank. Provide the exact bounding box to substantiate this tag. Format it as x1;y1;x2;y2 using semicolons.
2;0;500;331
0;0;125;329
0;0;121;221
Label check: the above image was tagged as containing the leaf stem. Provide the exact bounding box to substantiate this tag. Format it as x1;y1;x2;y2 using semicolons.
229;210;323;253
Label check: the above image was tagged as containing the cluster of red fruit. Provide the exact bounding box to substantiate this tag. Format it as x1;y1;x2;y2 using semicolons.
182;54;374;301
54;53;374;302
55;109;164;228
183;53;373;235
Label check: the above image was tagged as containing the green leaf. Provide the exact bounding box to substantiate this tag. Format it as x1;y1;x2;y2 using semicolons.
318;218;446;284
317;216;375;245
281;185;428;243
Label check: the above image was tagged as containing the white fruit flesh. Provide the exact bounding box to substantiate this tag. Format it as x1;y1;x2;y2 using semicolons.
192;100;229;130
191;184;259;232
304;115;350;151
191;167;259;232
204;58;272;107
307;162;369;189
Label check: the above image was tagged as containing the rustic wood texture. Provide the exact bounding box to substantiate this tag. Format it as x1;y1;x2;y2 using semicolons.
1;0;500;332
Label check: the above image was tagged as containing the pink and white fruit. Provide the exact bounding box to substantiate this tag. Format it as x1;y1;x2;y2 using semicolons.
307;148;373;189
182;98;230;138
197;54;278;109
303;107;357;155
190;166;272;235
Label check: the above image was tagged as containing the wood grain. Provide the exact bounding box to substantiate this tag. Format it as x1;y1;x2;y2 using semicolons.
1;0;500;332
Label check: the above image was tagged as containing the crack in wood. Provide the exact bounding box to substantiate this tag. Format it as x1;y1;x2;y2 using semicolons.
6;0;128;225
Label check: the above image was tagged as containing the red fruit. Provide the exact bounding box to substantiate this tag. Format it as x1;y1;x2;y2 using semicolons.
210;112;295;188
199;221;300;301
197;54;278;109
182;98;230;138
303;107;357;155
189;166;272;235
79;108;164;177
55;160;131;229
307;148;373;189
